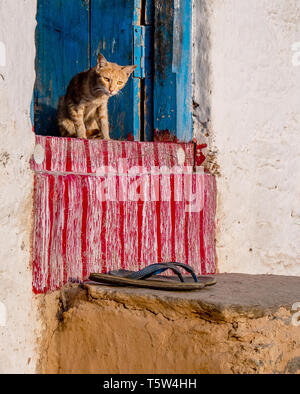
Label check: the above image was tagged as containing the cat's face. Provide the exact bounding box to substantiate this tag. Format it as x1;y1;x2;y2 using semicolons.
95;54;137;97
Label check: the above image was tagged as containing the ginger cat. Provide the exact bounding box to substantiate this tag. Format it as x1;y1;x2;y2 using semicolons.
57;54;137;140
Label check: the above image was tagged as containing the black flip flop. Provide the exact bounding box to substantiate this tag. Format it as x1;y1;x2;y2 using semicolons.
89;262;216;291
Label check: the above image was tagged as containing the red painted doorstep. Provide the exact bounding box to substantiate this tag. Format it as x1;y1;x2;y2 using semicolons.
31;136;216;293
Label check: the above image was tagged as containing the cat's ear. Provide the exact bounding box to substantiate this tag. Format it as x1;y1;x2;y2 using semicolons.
122;64;137;76
97;53;108;69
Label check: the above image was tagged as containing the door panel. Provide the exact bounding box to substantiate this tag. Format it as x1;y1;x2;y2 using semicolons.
34;0;90;136
173;0;193;142
143;24;154;141
153;0;177;136
153;0;193;142
91;0;139;140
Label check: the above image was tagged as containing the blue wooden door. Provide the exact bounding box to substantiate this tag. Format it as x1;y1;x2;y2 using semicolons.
34;0;90;136
34;0;192;142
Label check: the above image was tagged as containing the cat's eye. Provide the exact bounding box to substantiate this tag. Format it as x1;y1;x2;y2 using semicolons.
103;77;110;82
117;81;123;85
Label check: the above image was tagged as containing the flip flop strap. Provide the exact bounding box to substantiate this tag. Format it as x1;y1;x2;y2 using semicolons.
126;263;185;282
167;262;199;283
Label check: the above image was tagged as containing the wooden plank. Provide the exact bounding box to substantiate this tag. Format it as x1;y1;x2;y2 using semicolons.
153;0;177;135
144;25;154;141
91;0;138;140
34;0;90;136
133;25;145;79
134;2;154;141
153;0;193;142
145;0;154;25
133;77;141;141
172;0;193;141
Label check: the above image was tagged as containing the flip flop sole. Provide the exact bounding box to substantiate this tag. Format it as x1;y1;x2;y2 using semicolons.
89;273;216;291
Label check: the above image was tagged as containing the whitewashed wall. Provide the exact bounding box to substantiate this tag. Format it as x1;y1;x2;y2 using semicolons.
0;0;38;373
194;0;300;275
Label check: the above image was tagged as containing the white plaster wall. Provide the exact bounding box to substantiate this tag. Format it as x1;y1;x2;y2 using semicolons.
0;0;38;373
207;0;300;275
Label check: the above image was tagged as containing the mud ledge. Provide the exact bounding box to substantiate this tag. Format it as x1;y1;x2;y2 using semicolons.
37;273;300;374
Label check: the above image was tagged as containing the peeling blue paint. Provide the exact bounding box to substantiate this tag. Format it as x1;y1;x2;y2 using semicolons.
91;0;138;140
34;0;90;136
153;0;192;142
174;0;193;142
